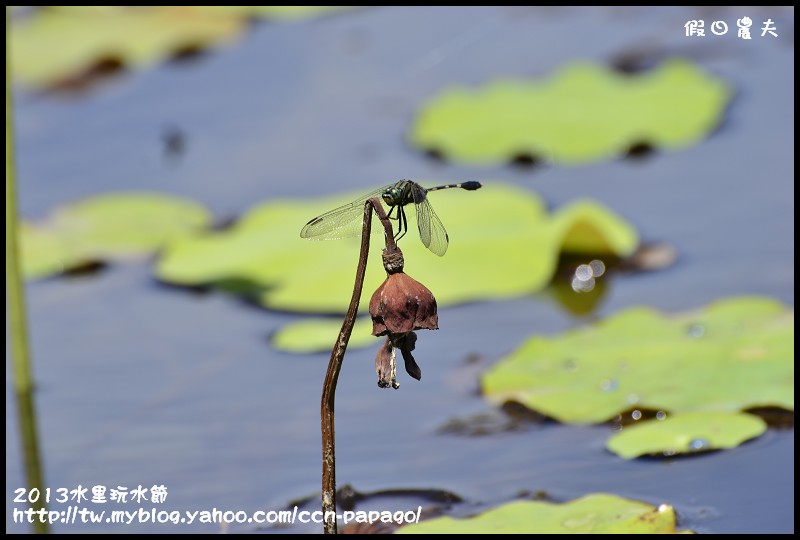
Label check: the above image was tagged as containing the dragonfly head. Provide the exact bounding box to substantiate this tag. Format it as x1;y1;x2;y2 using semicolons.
383;181;423;207
382;185;405;207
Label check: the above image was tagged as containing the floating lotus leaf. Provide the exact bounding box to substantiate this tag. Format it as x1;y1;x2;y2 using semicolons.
397;493;689;534
156;182;638;315
9;6;244;89
193;6;354;20
20;193;212;279
271;317;376;353
482;296;793;425
410;59;731;165
18;222;85;280
607;411;767;459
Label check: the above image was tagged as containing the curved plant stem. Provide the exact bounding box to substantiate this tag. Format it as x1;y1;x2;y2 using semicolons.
320;197;395;534
7;11;49;533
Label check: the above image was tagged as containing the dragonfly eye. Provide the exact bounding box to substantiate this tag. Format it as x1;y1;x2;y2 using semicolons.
383;189;400;206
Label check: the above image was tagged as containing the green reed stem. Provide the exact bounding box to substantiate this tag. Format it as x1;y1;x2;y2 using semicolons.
7;10;49;533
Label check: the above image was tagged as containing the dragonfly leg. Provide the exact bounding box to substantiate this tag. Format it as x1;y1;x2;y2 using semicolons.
395;206;408;242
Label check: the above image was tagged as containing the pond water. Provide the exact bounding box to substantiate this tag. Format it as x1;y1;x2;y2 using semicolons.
6;6;793;534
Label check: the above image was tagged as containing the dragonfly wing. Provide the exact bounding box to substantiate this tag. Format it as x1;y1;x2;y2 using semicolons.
415;199;449;256
300;186;388;240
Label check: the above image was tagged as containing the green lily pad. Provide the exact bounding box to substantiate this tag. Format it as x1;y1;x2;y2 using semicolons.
10;6;244;89
607;411;767;459
271;317;376;353
193;6;354;20
20;193;211;279
18;222;86;280
155;182;638;314
397;493;689;534
482;296;794;424
410;59;732;165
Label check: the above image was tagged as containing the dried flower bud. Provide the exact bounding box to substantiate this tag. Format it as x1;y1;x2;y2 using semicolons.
369;272;438;337
370;264;437;388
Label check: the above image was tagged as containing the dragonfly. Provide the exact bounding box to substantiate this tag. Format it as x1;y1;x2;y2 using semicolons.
300;180;482;256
